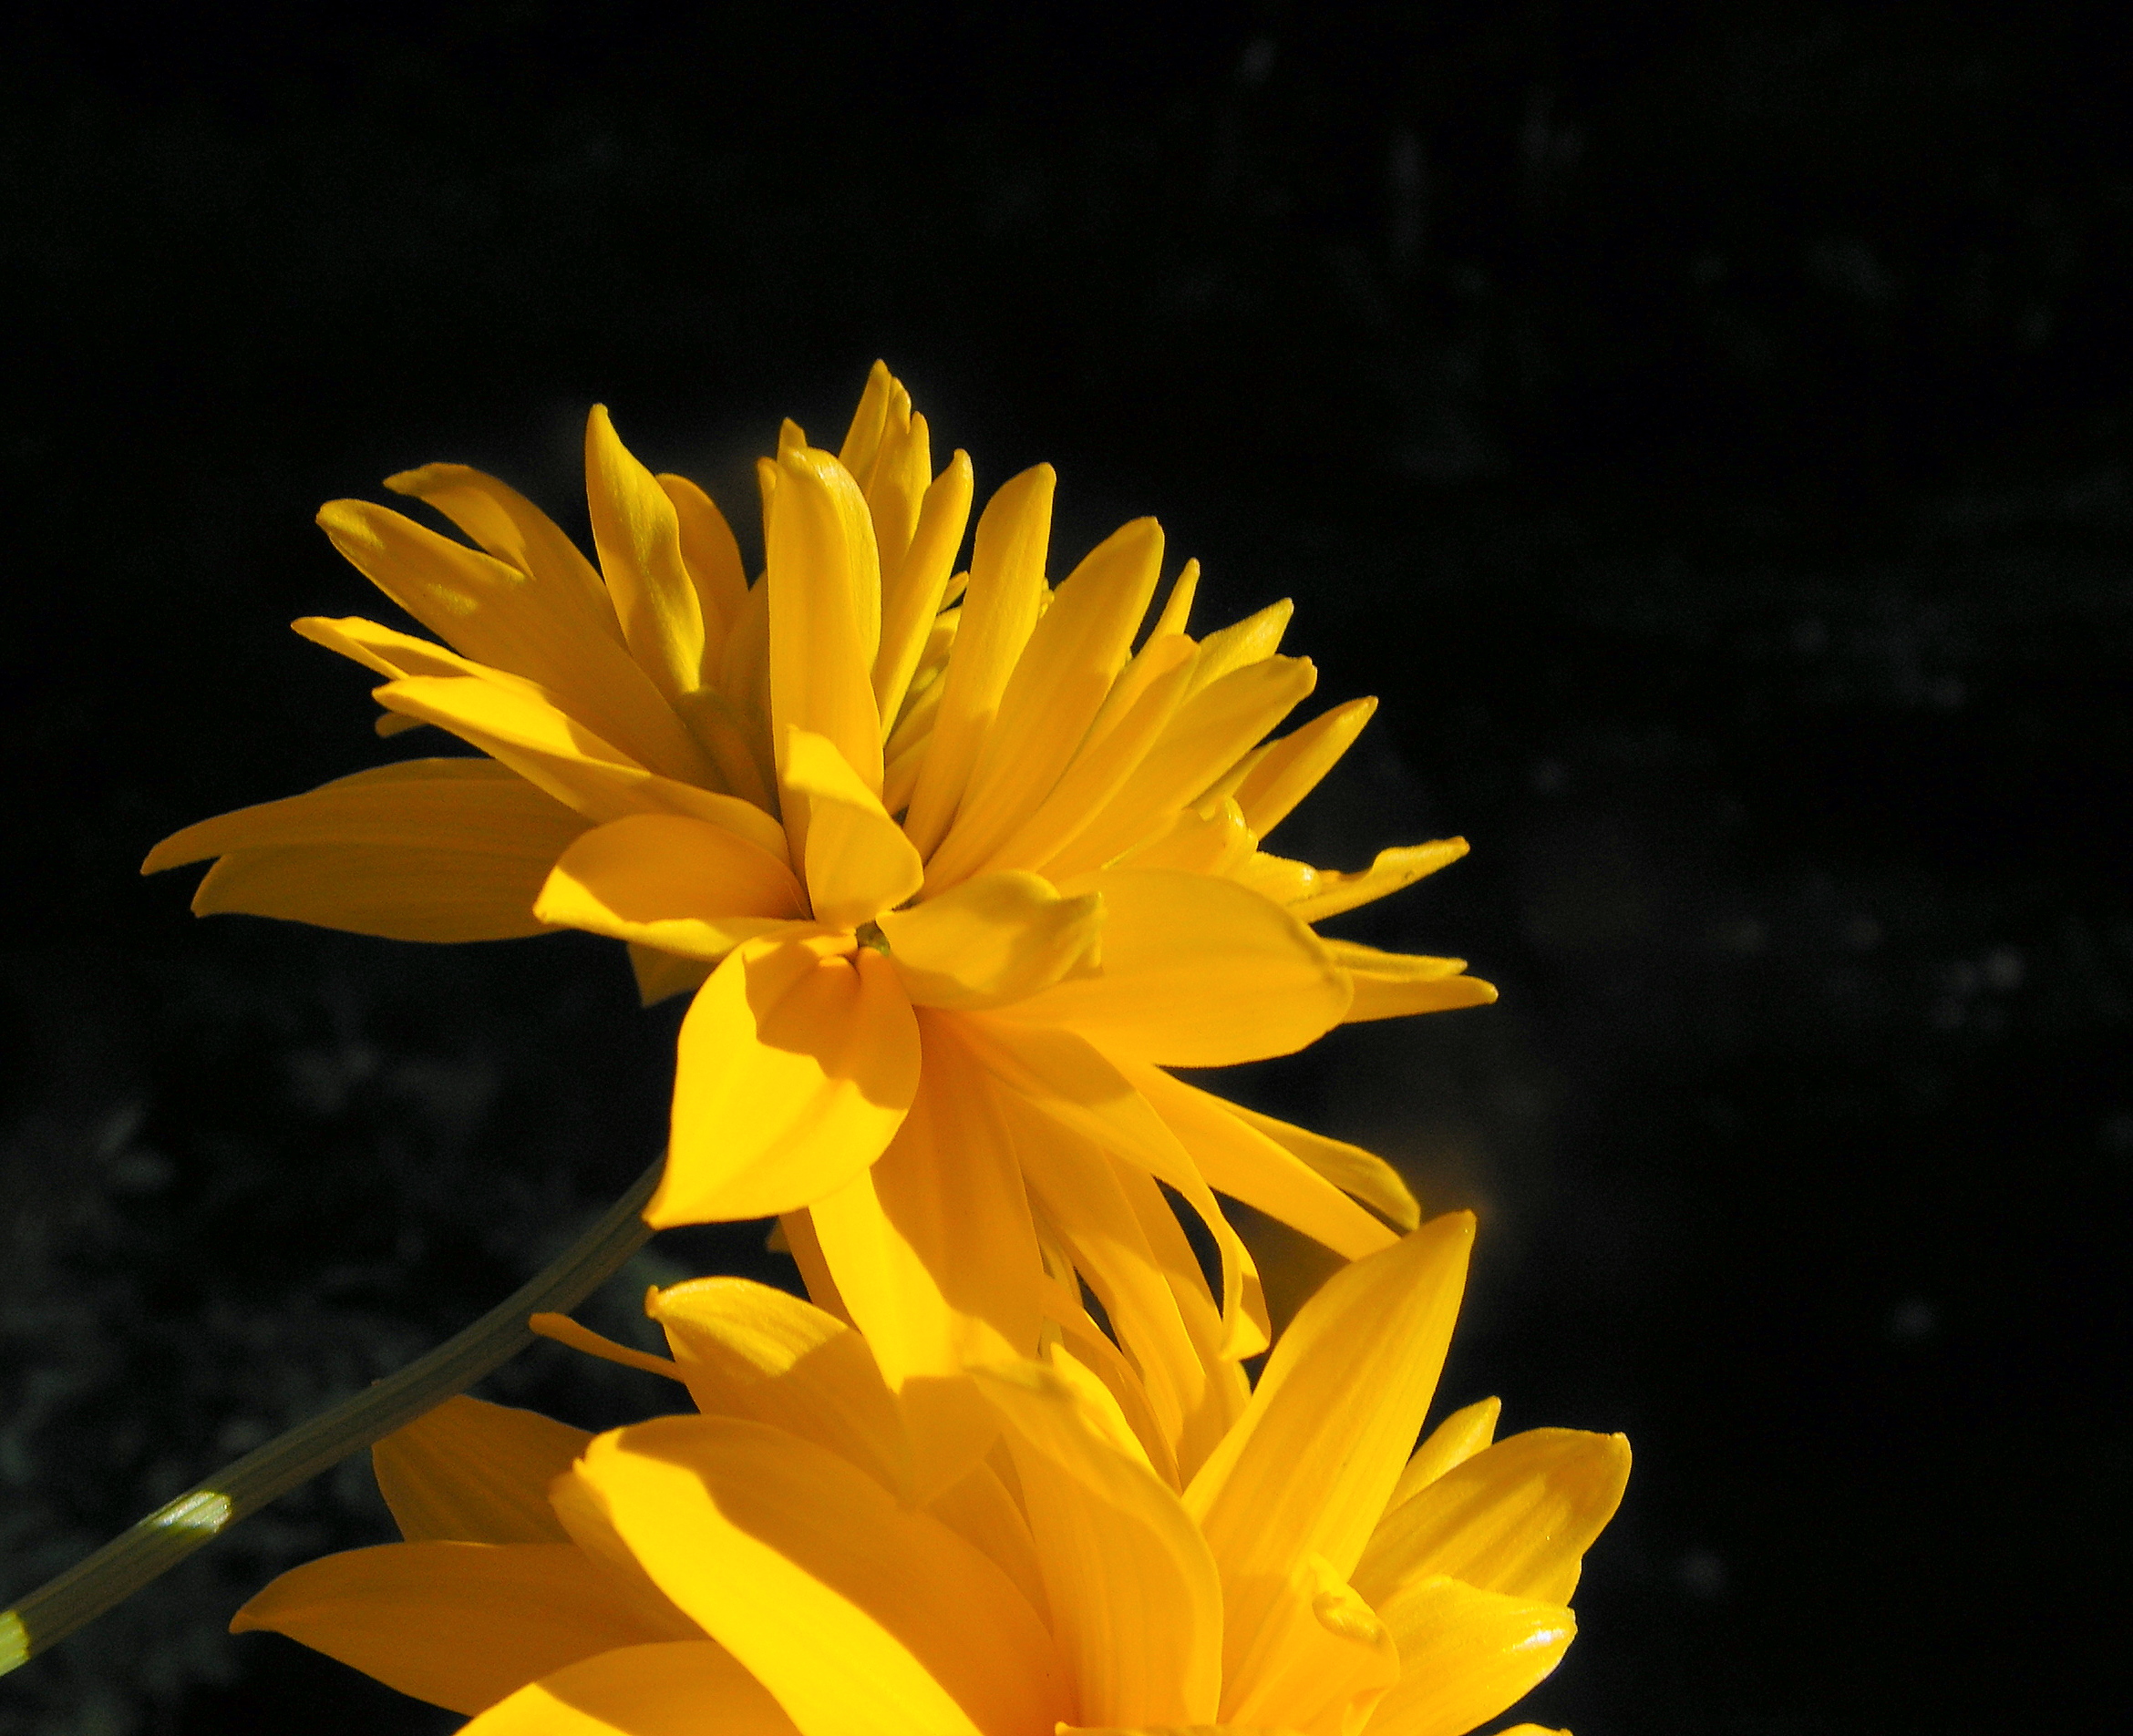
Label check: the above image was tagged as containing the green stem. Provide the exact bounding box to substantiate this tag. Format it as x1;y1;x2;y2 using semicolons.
0;1156;664;1676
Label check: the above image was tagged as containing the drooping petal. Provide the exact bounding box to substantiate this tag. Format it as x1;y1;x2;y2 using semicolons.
925;518;1164;889
808;1013;1043;1498
1324;940;1497;1022
585;406;706;710
1231;696;1377;838
573;1415;1066;1736
1217;1553;1400;1736
372;1395;588;1545
318;498;717;786
146;760;591;942
460;1642;801;1736
1386;1398;1502;1513
1350;1429;1632;1610
976;1356;1223;1729
383;462;623;646
877;871;1103;1012
768;446;884;857
1185;1216;1475;1680
646;1277;910;1496
1122;1065;1396;1260
1365;1578;1574;1736
902;465;1056;858
781;727;924;930
1283;840;1468;923
373;673;788;858
651;932;920;1226
996;870;1351;1067
230;1543;685;1715
533;814;809;960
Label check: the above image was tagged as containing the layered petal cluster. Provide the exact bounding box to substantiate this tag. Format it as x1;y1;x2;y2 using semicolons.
235;1217;1626;1736
146;365;1495;1472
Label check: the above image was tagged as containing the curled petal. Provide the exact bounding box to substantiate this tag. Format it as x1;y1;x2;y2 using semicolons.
1324;939;1496;1022
535;814;808;961
782;727;924;930
878;871;1103;1011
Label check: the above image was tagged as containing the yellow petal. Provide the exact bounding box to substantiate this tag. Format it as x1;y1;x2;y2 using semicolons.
294;611;489;683
374;673;788;859
838;360;897;483
1185;598;1293;695
1365;1577;1573;1736
146;760;590;942
461;1641;800;1736
1215;1101;1419;1233
1218;1553;1400;1736
1284;840;1468;923
877;871;1102;1011
923;1455;1051;1626
384;462;623;646
574;1415;1066;1736
862;398;928;588
372;1395;588;1545
629;942;715;1006
997;869;1350;1067
768;446;884;856
808;1014;1043;1498
976;1356;1223;1729
1044;655;1317;880
534;814;808;961
1114;799;1255;878
318;498;717;786
902;465;1056;858
585;406;706;709
1324;940;1497;1022
230;1542;680;1715
1351;1429;1631;1610
1232;696;1376;838
925;518;1164;889
1386;1398;1501;1512
1122;1066;1396;1261
1185;1216;1475;1680
647;1276;910;1496
656;470;749;664
781;727;924;930
651;931;920;1224
874;450;974;725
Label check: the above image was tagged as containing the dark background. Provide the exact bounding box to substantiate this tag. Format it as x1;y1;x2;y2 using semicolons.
3;3;2128;1731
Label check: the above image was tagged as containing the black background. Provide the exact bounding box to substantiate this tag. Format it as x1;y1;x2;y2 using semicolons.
2;4;2128;1732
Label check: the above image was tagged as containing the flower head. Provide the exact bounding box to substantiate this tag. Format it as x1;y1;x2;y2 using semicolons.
233;1217;1626;1736
147;365;1494;1476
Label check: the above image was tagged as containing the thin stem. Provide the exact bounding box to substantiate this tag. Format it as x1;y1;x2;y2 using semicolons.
0;1156;664;1676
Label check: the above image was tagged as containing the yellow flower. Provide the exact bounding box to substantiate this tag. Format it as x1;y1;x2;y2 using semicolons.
145;365;1494;1477
232;1216;1625;1736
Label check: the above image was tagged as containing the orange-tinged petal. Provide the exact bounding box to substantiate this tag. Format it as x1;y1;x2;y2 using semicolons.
874;450;974;726
383;462;622;646
808;1015;1043;1498
586;406;706;710
1283;840;1468;923
878;871;1103;1012
647;1276;909;1496
1217;1102;1419;1234
230;1542;682;1714
1185;599;1293;696
1325;940;1496;1022
461;1642;800;1736
1231;697;1376;839
1045;654;1317;880
656;470;749;665
768;446;884;856
926;518;1164;889
534;813;809;960
629;942;715;1006
1365;1577;1573;1736
923;1455;1052;1625
1351;1429;1631;1610
1121;1065;1396;1261
781;727;924;930
372;1395;588;1546
976;1356;1223;1729
652;932;919;1225
1218;1554;1399;1736
902;465;1056;858
574;1415;1066;1736
1386;1398;1502;1513
373;673;788;859
1186;1216;1474;1681
318;498;717;786
997;869;1350;1067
